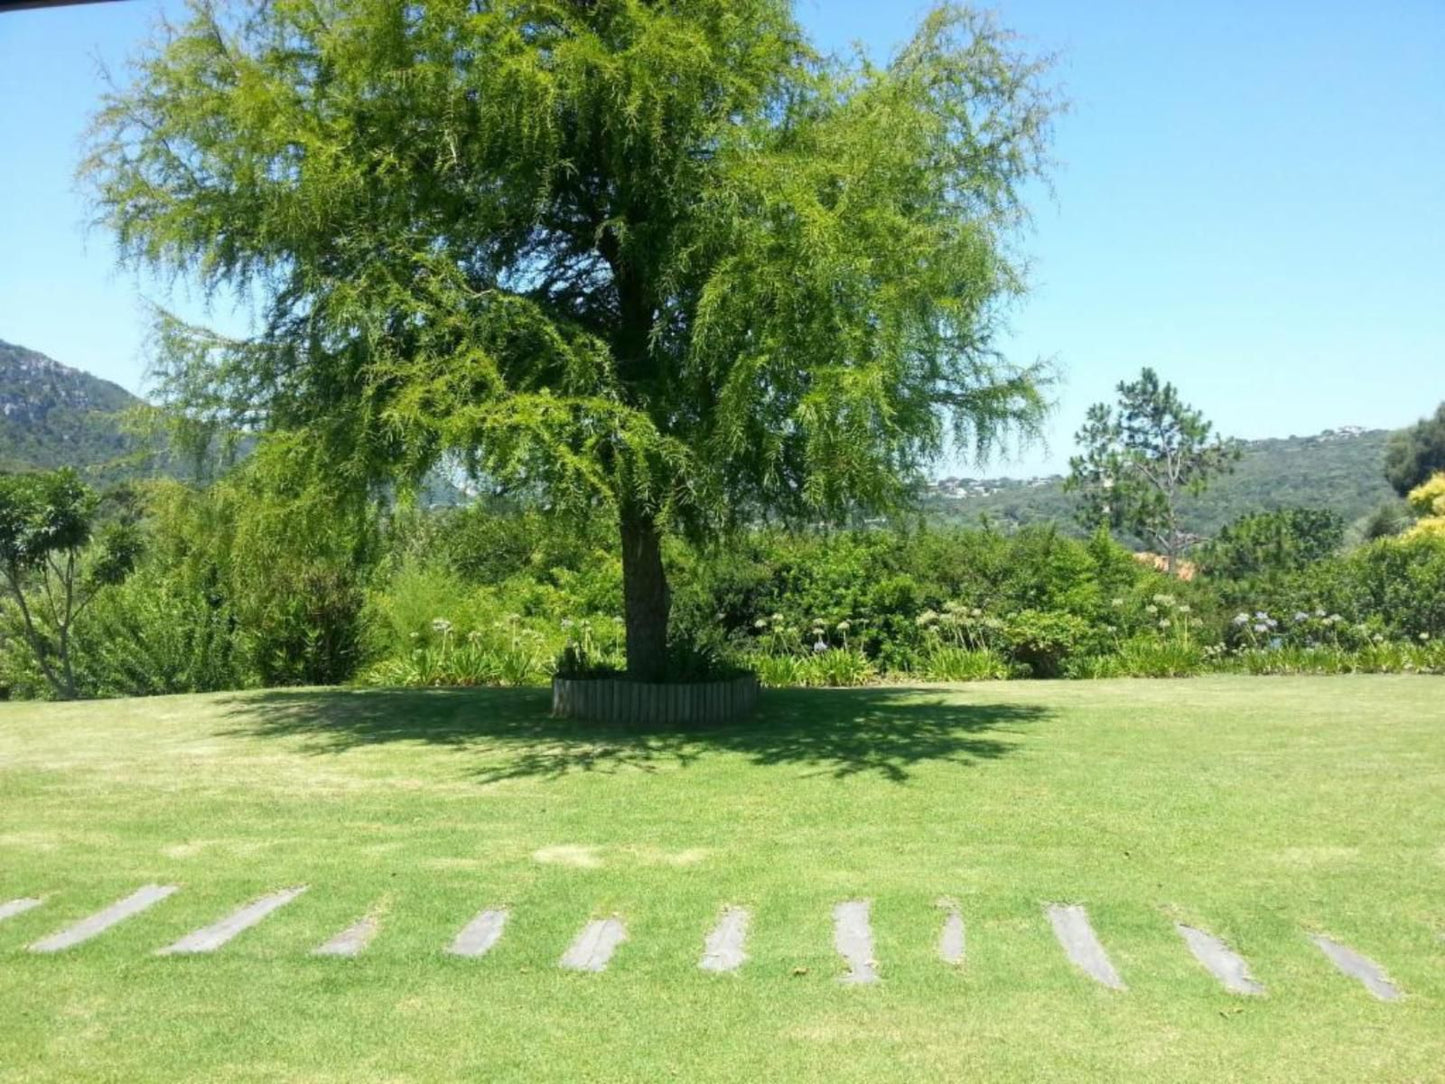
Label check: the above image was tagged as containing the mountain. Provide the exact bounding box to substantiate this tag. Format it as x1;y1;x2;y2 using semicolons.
0;339;147;476
0;338;471;503
924;427;1400;542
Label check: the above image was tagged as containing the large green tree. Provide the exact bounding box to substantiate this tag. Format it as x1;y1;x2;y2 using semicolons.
87;0;1059;680
1066;368;1240;572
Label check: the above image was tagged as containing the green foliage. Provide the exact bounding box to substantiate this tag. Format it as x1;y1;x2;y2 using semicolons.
995;609;1092;677
1318;534;1445;641
917;646;1009;682
66;565;246;698
1112;638;1206;678
1197;508;1344;580
1353;499;1414;543
199;444;375;687
742;647;875;688
2;473;1441;698
930;428;1400;544
1384;403;1445;496
1066;368;1240;567
0;468;141;698
5;448;378;698
86;0;1060;679
356;612;563;689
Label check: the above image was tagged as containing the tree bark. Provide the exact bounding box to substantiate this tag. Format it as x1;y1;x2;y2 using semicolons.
620;503;670;683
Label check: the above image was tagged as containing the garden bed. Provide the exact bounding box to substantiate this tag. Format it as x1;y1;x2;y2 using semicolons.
551;672;760;725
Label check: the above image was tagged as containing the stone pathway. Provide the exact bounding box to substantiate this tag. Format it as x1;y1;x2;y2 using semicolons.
1046;904;1126;991
1311;935;1403;1002
699;906;750;974
937;900;966;966
1176;924;1265;995
560;917;627;972
832;900;878;985
29;885;178;953
159;887;308;955
447;908;509;957
1;883;1420;1001
0;898;43;924
314;914;380;958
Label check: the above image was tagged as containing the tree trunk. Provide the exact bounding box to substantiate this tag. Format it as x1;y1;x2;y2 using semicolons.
620;503;670;683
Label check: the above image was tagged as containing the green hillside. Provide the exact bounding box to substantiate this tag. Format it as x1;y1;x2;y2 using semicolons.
925;428;1399;543
0;339;146;477
0;338;473;502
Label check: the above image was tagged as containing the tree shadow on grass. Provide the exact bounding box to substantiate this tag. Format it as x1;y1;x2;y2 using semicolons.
218;686;1051;784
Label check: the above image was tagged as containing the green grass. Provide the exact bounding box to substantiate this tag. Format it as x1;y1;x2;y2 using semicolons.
1;677;1442;1082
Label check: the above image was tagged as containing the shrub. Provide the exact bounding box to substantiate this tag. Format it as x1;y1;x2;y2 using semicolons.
799;648;876;688
1114;637;1205;678
1323;535;1445;641
918;646;1009;682
997;609;1093;677
1197;508;1344;580
70;567;246;697
747;653;807;689
1405;473;1445;539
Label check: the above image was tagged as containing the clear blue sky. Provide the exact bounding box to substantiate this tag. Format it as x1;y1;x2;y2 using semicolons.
1;0;1441;476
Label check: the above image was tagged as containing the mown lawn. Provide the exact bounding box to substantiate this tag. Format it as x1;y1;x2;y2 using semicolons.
0;676;1442;1082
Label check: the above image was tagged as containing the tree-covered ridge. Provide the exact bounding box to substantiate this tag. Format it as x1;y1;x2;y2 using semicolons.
926;428;1399;543
0;340;143;475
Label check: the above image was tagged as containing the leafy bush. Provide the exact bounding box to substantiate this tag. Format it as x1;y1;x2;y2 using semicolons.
746;653;807;689
996;609;1093;677
8;490;1443;697
1319;535;1445;641
799;648;877;688
1197;508;1344;580
1112;638;1205;678
356;613;560;689
917;646;1009;682
69;567;246;697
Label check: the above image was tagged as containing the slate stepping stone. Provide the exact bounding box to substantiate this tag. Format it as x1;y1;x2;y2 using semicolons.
938;901;966;966
1046;904;1126;991
314;914;380;957
1311;935;1402;1001
560;917;627;972
0;898;43;924
699;907;750;973
158;887;307;955
833;900;879;985
29;884;179;953
1175;923;1265;995
447;908;509;957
